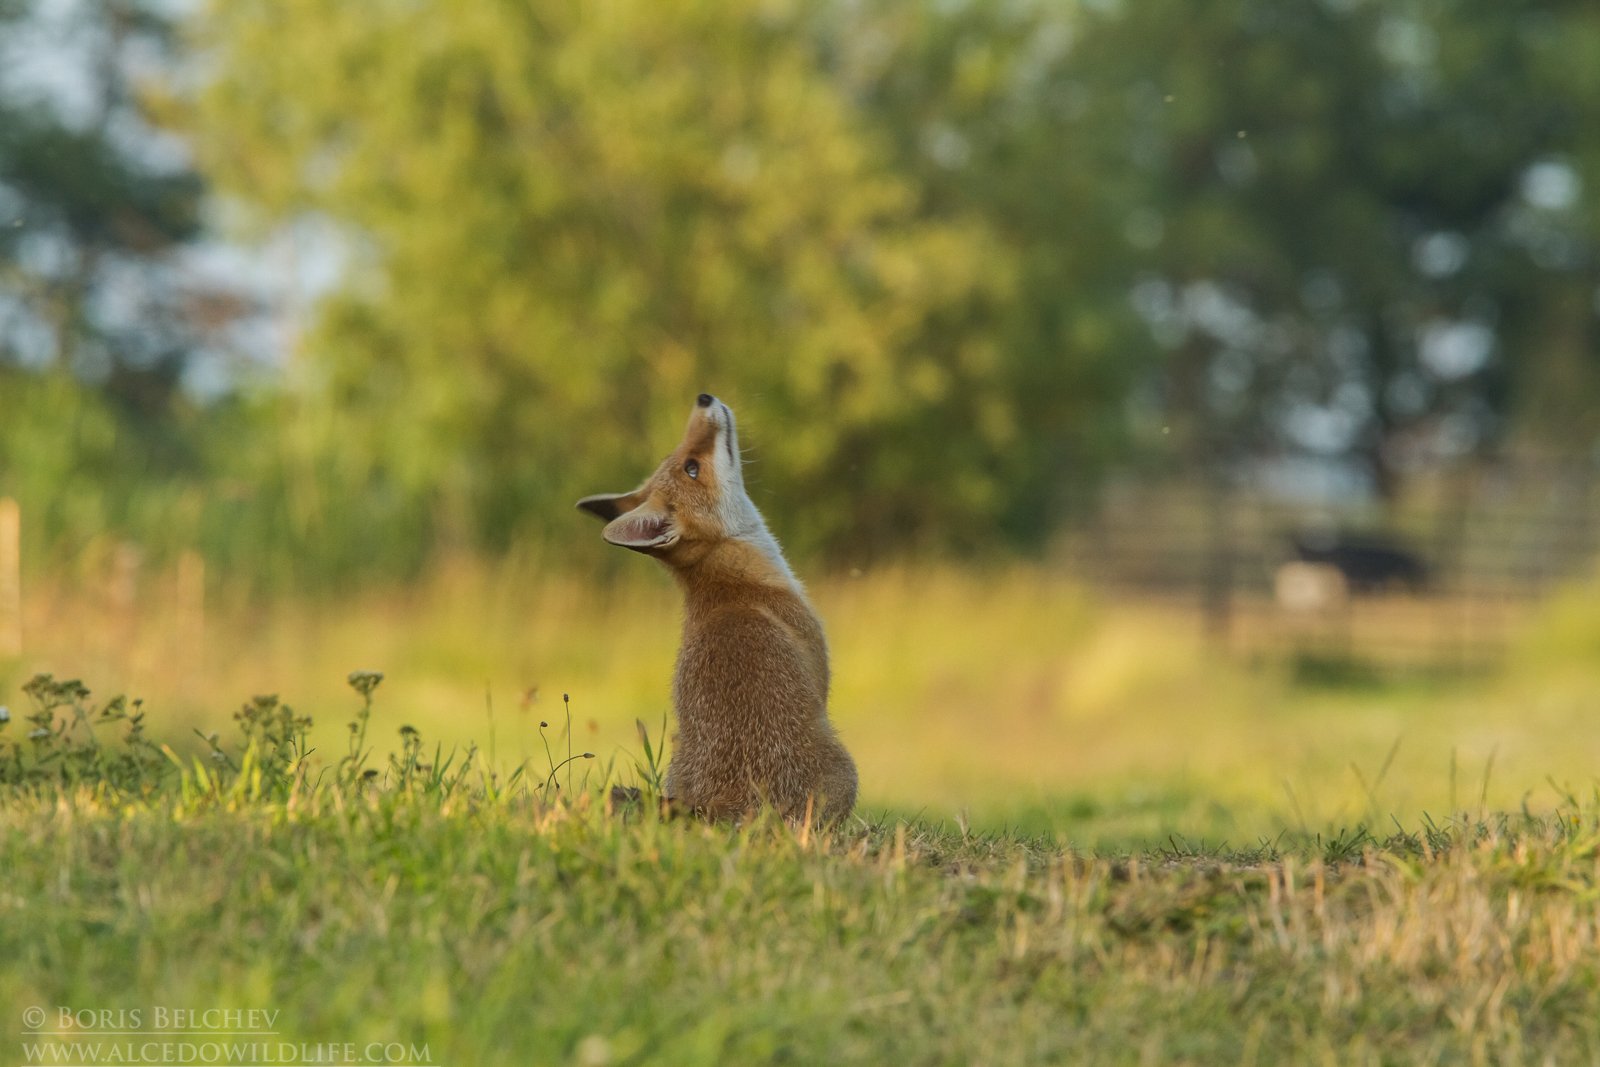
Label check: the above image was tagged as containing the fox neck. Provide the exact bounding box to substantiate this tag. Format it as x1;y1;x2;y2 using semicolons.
668;525;801;598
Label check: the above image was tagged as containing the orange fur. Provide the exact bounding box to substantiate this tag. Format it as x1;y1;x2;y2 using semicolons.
578;395;857;823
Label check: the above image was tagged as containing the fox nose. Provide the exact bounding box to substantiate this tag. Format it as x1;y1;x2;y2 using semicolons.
696;393;715;408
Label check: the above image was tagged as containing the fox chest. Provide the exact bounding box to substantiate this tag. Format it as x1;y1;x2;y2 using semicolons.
670;617;827;734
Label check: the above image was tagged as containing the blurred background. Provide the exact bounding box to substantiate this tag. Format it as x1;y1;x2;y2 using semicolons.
2;0;1598;842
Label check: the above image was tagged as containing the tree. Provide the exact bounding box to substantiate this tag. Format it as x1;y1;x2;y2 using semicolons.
1068;0;1600;492
0;0;225;424
814;1;1157;539
187;0;1019;563
0;0;263;574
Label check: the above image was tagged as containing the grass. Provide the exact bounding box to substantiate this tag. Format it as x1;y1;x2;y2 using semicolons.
6;560;1600;844
2;726;1599;1065
3;561;1600;1063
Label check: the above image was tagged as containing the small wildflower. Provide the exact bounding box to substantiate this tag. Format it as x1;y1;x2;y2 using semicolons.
29;727;50;740
0;705;9;724
210;750;227;763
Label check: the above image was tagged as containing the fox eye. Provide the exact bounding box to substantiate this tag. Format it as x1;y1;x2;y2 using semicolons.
684;459;700;479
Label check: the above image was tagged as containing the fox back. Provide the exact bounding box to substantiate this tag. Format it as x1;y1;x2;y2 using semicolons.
577;394;857;823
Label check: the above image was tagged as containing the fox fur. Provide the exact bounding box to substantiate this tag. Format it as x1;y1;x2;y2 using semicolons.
577;394;858;824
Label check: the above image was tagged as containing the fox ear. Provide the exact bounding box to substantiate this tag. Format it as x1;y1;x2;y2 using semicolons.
576;490;642;521
602;506;676;551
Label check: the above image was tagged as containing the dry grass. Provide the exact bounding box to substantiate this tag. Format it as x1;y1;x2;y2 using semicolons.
3;558;1599;846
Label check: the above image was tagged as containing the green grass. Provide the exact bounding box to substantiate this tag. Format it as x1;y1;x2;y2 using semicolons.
4;563;1600;1063
4;780;1599;1065
3;675;1600;1066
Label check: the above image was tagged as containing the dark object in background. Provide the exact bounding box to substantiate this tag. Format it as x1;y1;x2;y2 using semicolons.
1292;532;1430;594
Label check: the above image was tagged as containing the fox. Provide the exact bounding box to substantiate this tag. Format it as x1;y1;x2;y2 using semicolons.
577;393;858;824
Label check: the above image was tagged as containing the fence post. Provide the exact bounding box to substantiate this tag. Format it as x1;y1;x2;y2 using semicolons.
176;549;206;686
1200;474;1235;649
0;497;19;658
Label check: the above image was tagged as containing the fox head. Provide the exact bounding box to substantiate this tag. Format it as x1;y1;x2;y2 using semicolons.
577;394;793;579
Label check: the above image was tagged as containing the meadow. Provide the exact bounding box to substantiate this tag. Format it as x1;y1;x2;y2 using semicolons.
8;560;1600;842
3;562;1600;1065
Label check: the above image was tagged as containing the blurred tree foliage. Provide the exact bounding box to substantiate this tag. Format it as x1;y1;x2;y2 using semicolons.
187;0;1037;563
814;2;1155;538
3;0;1598;583
0;0;217;419
0;0;230;577
1069;0;1600;488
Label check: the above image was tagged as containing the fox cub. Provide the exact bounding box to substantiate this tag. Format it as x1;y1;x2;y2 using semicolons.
578;394;857;824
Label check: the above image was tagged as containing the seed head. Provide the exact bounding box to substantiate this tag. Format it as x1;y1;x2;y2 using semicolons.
346;670;385;698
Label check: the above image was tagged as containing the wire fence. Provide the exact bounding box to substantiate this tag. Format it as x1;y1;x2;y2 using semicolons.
1060;458;1600;674
5;458;1597;681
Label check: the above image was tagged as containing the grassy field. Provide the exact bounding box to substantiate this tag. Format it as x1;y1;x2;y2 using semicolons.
6;561;1600;842
2;762;1599;1065
3;562;1600;1064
